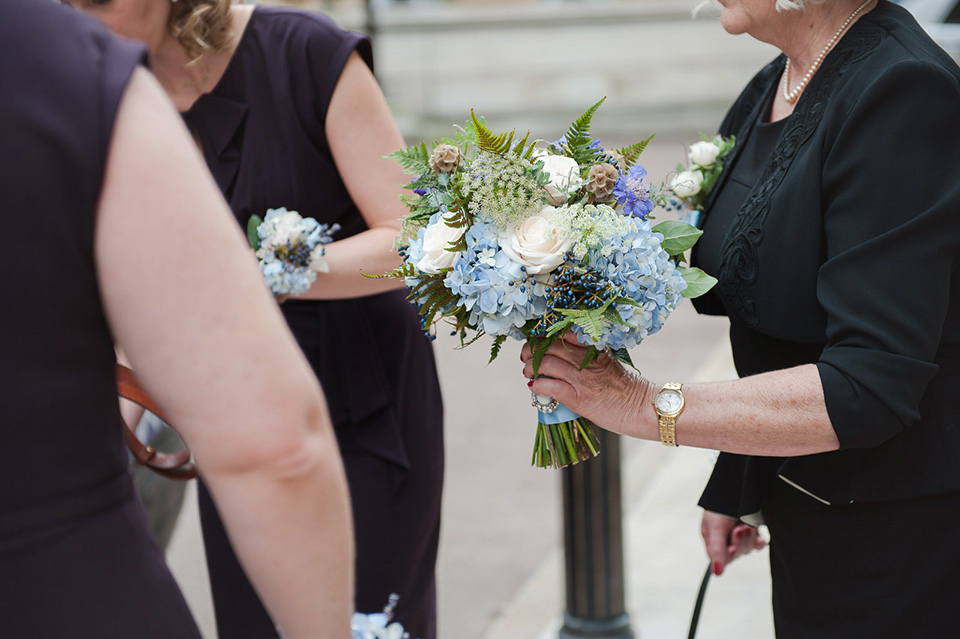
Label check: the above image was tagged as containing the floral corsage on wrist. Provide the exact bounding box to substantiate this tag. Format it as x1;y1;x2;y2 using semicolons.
246;207;339;298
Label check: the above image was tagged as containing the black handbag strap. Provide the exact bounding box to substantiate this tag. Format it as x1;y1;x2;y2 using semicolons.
688;563;712;639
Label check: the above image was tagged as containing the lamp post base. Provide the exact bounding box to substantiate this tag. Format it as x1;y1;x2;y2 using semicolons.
559;612;635;639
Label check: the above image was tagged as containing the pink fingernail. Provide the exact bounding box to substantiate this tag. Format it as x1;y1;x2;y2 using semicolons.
712;561;723;576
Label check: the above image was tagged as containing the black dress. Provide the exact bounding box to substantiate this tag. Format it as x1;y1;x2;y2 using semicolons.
0;0;202;636
181;8;444;639
692;2;960;636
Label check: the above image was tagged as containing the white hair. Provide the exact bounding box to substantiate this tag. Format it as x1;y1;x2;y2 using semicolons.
775;0;829;11
693;0;828;14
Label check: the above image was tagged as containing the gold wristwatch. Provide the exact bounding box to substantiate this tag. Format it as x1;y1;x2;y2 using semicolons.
652;382;684;447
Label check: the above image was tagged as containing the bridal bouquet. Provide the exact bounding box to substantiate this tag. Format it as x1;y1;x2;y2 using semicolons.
246;207;339;296
381;99;716;468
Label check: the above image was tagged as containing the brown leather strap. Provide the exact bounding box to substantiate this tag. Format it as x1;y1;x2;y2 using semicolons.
116;364;197;480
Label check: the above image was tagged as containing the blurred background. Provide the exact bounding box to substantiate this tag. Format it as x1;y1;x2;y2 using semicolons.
264;0;779;144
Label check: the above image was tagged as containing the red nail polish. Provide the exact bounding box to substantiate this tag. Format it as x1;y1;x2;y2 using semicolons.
527;380;534;388
712;561;723;576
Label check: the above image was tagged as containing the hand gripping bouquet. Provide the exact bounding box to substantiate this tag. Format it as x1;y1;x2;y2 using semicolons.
380;99;716;468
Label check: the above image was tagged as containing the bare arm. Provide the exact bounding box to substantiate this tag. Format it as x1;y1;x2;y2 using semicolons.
95;68;353;639
296;51;410;300
522;334;840;457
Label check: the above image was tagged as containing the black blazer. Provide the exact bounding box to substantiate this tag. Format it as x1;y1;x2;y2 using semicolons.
696;0;960;514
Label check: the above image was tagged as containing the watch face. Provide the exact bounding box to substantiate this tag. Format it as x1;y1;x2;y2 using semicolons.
655;389;683;415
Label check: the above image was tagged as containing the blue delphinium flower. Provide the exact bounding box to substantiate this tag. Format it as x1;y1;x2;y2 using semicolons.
613;165;655;220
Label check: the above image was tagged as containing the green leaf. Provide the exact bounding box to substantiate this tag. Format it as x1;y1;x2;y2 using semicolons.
615;133;655;170
562;97;606;166
530;336;557;377
488;335;508;364
246;215;263;251
653;220;704;256
678;266;718;298
545;317;574;338
470;110;525;155
578;346;600;371
387;144;431;175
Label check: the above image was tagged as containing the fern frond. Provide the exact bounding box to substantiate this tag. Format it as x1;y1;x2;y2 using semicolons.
562;97;606;165
615;133;656;170
419;284;458;325
471;110;517;155
578;346;600;371
488;335;508;363
388;144;431;175
365;261;419;280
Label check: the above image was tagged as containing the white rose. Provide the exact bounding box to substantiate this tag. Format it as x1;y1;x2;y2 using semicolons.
688;141;721;169
537;153;582;204
499;205;574;275
670;170;704;199
416;213;464;274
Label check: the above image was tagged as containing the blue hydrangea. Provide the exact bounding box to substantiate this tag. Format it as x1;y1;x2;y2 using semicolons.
571;217;687;351
444;218;550;336
403;213;550;336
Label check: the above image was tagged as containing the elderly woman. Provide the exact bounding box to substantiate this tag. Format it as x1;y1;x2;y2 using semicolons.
68;0;444;637
523;0;960;635
2;0;353;635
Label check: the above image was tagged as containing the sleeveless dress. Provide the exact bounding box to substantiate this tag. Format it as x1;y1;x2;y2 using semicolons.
0;0;202;636
181;8;444;639
691;4;960;635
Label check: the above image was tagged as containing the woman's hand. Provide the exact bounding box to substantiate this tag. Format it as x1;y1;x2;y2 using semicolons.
701;510;766;576
520;332;654;436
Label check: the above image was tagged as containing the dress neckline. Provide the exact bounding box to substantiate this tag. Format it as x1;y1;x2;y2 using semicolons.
181;4;258;116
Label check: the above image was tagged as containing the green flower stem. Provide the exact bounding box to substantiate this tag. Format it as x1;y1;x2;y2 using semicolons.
532;417;601;469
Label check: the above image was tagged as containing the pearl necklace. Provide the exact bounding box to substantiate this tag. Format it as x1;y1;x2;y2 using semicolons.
781;0;873;103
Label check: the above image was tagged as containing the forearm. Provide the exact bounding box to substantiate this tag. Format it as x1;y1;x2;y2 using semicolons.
626;364;840;456
202;429;354;639
295;226;405;300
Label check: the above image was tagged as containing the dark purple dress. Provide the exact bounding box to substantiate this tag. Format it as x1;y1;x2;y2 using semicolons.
182;8;444;638
0;0;202;635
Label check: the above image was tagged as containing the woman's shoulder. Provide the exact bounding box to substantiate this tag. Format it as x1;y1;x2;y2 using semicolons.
853;1;960;81
245;5;370;65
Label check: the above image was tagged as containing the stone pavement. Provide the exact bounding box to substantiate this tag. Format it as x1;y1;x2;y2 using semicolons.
164;139;776;639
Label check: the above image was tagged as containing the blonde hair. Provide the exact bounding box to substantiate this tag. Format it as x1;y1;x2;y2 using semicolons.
168;0;233;59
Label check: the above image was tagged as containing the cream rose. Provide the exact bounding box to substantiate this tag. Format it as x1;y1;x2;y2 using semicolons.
417;213;464;274
499;206;574;274
263;210;303;250
670;170;704;199
535;152;582;204
688;140;722;169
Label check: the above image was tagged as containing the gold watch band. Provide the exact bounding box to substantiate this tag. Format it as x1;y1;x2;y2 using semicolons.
658;415;678;447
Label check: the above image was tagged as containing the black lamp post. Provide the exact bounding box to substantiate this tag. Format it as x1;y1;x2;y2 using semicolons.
560;427;635;638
